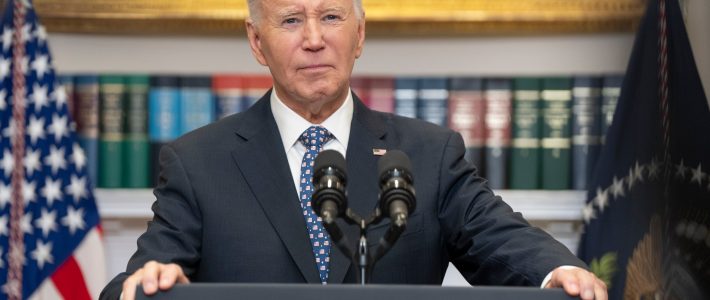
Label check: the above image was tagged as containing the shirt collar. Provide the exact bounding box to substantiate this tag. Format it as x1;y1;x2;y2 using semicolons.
270;88;353;153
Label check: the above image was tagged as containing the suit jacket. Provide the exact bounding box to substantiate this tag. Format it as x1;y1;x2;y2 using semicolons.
101;91;586;299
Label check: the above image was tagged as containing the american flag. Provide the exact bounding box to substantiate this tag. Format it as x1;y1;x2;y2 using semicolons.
578;0;710;299
0;1;105;299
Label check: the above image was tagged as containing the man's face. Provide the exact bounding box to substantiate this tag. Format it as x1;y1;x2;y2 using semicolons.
246;0;365;110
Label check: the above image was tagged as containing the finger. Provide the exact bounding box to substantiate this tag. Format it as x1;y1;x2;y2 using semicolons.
594;279;608;300
551;270;580;296
576;271;596;300
158;264;188;290
122;269;143;300
141;261;161;295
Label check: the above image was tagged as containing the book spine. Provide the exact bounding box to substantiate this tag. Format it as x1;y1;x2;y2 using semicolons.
417;78;449;126
394;78;418;119
368;77;395;113
541;77;573;190
244;75;273;109
601;75;623;142
213;75;244;119
180;76;214;134
123;75;150;188
484;79;513;189
149;76;181;186
572;77;603;190
99;75;126;188
74;75;100;186
350;76;370;107
447;77;486;173
509;78;542;189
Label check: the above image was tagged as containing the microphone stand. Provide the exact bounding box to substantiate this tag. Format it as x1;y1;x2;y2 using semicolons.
321;207;407;285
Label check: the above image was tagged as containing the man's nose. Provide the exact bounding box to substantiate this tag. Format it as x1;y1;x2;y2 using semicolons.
302;19;325;52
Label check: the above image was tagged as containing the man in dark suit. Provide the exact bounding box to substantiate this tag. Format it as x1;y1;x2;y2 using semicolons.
101;0;608;299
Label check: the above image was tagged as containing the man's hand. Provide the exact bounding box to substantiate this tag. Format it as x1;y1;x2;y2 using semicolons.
121;261;190;300
544;266;607;300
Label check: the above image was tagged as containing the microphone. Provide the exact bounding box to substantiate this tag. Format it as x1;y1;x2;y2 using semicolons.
312;149;348;225
377;150;416;228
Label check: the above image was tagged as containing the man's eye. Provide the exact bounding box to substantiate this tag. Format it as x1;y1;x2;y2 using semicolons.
324;15;340;21
283;18;299;25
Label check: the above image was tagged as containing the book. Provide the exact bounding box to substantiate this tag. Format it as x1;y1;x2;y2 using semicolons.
149;76;181;185
448;77;486;172
394;77;418;119
74;75;100;186
98;75;126;188
244;75;273;108
601;75;623;142
180;76;214;134
571;76;603;190
123;75;151;188
349;76;370;107
417;77;449;126
213;74;244;119
368;77;395;113
484;78;513;189
541;77;573;190
509;78;542;189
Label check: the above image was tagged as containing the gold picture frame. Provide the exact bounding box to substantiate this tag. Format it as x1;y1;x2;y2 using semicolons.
17;0;646;36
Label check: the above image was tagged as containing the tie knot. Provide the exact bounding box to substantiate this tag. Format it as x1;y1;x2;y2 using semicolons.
299;126;333;149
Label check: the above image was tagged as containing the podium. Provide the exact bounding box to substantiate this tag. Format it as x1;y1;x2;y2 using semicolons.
135;283;576;300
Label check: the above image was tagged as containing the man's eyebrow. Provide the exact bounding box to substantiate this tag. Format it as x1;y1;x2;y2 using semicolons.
273;6;303;18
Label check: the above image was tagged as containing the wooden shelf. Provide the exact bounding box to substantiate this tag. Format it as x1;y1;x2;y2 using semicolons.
95;189;586;221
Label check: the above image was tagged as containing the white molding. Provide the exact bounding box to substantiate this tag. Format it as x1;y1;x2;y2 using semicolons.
95;189;586;221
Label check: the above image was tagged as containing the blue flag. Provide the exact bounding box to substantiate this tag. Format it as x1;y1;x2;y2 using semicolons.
578;0;710;299
0;1;105;299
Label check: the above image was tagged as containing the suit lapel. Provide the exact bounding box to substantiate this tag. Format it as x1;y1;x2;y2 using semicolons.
327;95;390;283
230;93;321;283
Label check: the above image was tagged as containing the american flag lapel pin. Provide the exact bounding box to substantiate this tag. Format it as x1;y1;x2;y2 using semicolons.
372;148;387;156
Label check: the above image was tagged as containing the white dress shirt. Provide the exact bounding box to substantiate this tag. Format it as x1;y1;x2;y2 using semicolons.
270;88;353;198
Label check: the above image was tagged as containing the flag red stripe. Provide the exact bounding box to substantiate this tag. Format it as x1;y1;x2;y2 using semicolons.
50;256;92;300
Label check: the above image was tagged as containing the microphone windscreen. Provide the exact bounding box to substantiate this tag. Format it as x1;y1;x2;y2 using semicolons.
377;150;412;176
314;149;346;173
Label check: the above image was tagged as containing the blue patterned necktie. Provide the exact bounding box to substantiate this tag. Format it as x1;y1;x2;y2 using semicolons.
298;126;334;283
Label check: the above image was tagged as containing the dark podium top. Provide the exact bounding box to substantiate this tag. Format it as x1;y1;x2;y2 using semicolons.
136;283;576;300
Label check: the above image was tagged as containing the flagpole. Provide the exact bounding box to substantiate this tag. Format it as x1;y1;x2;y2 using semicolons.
658;0;670;185
8;0;27;299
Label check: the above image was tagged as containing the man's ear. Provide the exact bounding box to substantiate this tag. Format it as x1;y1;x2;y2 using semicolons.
246;18;268;66
354;14;366;59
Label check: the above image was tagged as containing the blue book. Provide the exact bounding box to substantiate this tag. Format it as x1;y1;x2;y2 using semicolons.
394;78;418;119
213;74;245;119
417;77;449;126
74;75;99;186
180;76;214;134
571;77;603;190
149;76;181;185
244;75;273;109
484;78;513;189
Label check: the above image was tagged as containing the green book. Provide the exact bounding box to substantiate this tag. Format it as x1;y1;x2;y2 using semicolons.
123;75;150;188
98;75;126;188
509;78;542;189
541;77;573;190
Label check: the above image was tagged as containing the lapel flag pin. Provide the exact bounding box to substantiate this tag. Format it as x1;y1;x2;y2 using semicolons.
372;148;387;156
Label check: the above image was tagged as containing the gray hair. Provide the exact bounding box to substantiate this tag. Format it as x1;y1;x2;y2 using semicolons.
247;0;363;24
